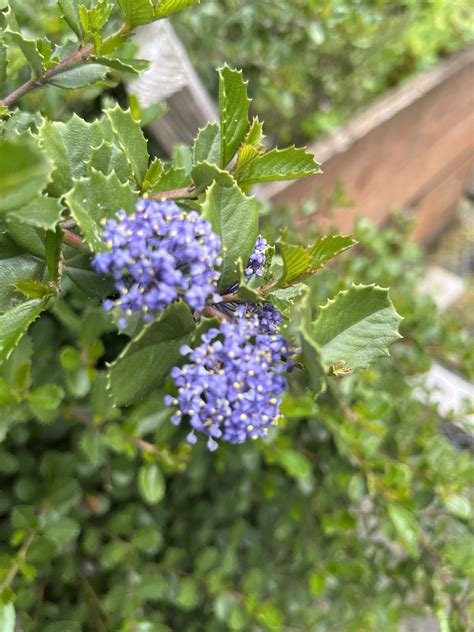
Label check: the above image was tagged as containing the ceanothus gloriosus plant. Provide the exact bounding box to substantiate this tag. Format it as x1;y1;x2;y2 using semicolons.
0;0;410;629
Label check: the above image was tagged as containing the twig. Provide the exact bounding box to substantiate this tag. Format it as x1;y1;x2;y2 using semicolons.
0;527;37;593
63;228;88;251
0;24;128;108
202;305;229;321
148;185;197;201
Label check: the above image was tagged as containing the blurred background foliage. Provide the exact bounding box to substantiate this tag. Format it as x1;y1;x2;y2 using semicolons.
1;1;473;630
175;0;474;143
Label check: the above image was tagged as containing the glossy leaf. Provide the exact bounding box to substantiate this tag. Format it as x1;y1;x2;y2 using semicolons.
107;302;195;406
237;146;320;186
192;122;221;165
117;0;154;27
218;66;250;168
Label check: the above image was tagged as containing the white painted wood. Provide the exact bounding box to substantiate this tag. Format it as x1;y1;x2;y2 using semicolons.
418;266;466;312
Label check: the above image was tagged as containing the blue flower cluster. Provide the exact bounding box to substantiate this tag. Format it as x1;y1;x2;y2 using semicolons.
92;199;221;324
165;309;292;450
247;301;284;333
244;235;267;280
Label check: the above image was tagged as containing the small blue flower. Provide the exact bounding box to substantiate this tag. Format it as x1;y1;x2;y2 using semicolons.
92;199;222;325
245;235;267;281
165;308;292;450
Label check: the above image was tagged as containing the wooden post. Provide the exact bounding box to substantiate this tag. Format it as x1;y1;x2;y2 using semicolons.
128;20;218;154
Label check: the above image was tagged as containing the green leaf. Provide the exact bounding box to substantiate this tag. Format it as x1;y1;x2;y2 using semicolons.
275;448;312;480
92;56;151;74
38;114;103;196
267;284;306;318
142;159;164;192
233;117;266;175
312;284;402;371
280;243;311;285
387;503;420;558
44;515;80;545
218;66;250;168
107;302;195;406
28;384;64;422
0;243;45;312
308;235;356;271
7;196;64;231
64;169;138;251
117;0;154;28
47;63;108;89
104;105;149;185
0;39;6;87
2;7;44;76
14;280;56;300
86;141;131;183
64;253;115;298
138;463;165;505
0;138;52;213
154;0;200;19
202;182;258;291
192;122;221;165
0;602;15;632
191;161;235;193
58;0;83;38
237;146;320;186
147;167;189;194
299;292;326;396
0;299;47;364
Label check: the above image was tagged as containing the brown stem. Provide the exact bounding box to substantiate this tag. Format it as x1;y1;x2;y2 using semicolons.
0;24;128;108
63;229;87;251
202;305;229;321
148;185;197;201
0;528;37;593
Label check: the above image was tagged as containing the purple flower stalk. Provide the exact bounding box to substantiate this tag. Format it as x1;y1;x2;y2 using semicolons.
165;308;292;450
92;199;222;325
244;235;267;281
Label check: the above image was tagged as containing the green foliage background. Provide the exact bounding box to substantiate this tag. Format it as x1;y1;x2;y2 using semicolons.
175;0;474;143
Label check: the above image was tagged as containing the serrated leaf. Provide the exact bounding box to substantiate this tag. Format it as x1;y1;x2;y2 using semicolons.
47;63;108;89
312;284;402;371
238;146;320;186
0;247;45;312
308;235;356;271
138;463;165;505
0;137;52;213
104;105;149;185
191;161;235;193
107;302;195;406
154;0;200;19
7;196;64;231
58;0;83;37
280;243;311;285
2;7;44;76
147;167;189;195
118;0;154;27
0;299;47;364
92;56;151;74
38;114;103;196
142;159;164;192
64;169;138;251
202;182;258;291
14;280;56;299
86;141;131;182
387;503;420;558
192;122;221;165
218;66;250;168
268;284;306;318
244;117;265;148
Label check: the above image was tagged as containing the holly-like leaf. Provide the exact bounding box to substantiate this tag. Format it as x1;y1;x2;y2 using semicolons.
237;146;320;186
154;0;200;19
107;302;196;406
64;169;138;251
191;161;235;193
38;114;103;196
218;66;250;168
0;244;45;312
47;63;108;89
138;463;165;505
147;167;189;195
58;0;83;38
279;244;311;285
267;284;306;318
0;299;47;364
308;235;356;271
7;196;64;231
142;159;164;192
192;122;221;165
311;284;402;371
0;138;52;213
104;105;149;186
202;182;258;291
86;141;131;182
92;56;151;74
14;280;56;299
117;0;154;28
